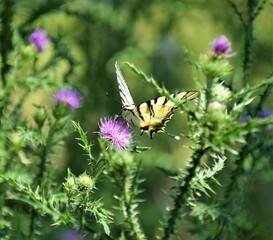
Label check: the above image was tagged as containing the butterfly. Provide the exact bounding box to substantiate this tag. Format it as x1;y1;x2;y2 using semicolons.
115;61;199;139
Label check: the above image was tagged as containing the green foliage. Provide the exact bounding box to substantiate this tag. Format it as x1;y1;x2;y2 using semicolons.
0;0;273;239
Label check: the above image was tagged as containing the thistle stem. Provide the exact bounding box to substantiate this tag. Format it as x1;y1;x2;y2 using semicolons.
162;145;208;240
123;161;145;240
29;119;58;238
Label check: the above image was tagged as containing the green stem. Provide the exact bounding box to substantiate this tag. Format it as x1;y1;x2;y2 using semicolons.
84;224;114;240
110;153;145;240
123;161;145;240
162;145;208;240
29;119;59;238
0;0;13;86
242;0;257;87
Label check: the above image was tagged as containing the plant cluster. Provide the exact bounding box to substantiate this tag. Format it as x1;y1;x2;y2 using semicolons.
0;0;272;239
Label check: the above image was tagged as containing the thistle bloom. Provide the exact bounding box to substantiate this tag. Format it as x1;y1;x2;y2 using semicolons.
62;230;82;240
29;28;50;52
210;35;236;58
98;117;132;150
55;88;81;110
258;109;273;118
241;108;273;122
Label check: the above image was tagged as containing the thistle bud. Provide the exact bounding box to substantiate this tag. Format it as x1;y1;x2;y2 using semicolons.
78;173;94;191
64;176;77;197
207;101;226;123
33;107;47;128
211;83;231;103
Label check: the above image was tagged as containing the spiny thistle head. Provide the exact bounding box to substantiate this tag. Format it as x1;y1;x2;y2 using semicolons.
207;101;226;123
98;117;132;150
29;28;50;53
64;170;77;197
199;35;236;79
78;173;94;191
208;101;225;112
211;82;232;103
65;177;76;190
33;106;47;128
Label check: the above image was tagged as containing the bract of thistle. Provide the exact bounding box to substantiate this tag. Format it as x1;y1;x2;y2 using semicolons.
212;83;232;103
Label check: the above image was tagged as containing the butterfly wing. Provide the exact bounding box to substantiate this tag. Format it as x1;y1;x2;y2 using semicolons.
115;61;135;110
131;91;199;138
114;61;199;138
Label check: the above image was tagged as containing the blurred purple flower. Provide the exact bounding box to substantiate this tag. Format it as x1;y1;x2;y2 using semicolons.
210;35;236;58
258;109;273;118
241;108;273;122
240;115;251;123
62;230;82;240
98;117;132;150
55;88;81;110
29;28;50;52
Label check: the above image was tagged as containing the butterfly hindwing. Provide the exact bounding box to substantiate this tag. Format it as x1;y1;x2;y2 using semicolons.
131;92;198;138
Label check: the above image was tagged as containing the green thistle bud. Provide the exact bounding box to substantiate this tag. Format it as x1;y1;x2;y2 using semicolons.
66;177;76;189
208;101;225;111
207;101;226;123
211;83;231;103
199;55;233;79
112;150;134;167
21;45;37;60
10;132;25;152
64;176;76;196
78;173;94;191
33;107;47;128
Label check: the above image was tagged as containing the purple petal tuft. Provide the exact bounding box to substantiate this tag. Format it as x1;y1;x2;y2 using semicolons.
55;88;81;110
98;117;132;150
29;28;50;52
210;35;236;58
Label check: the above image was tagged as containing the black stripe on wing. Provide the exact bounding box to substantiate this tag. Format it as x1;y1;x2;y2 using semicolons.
136;105;145;121
146;100;155;117
178;91;199;103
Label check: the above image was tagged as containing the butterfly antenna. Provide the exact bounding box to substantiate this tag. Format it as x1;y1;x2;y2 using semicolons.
106;92;122;104
165;131;181;140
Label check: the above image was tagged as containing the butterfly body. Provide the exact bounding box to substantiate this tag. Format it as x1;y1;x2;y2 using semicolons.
115;61;198;139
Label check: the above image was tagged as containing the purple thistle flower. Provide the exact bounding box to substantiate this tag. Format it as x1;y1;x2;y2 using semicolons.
62;230;82;240
210;35;236;58
241;108;273;122
55;88;81;110
98;117;132;150
258;109;273;118
29;28;50;52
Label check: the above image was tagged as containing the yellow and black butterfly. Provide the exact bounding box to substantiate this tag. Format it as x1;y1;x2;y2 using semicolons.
115;61;199;139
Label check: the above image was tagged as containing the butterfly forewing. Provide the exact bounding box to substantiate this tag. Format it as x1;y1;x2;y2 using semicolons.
115;61;135;109
177;91;199;103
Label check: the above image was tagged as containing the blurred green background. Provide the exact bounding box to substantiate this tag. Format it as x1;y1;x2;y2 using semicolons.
10;0;273;238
